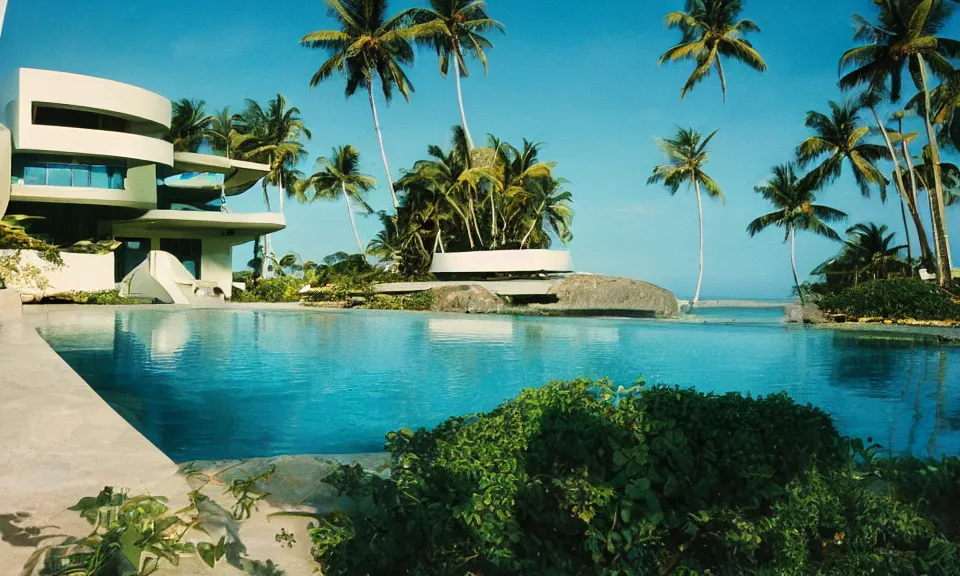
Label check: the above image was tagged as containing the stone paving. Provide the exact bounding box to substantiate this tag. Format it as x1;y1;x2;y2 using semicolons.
0;307;329;575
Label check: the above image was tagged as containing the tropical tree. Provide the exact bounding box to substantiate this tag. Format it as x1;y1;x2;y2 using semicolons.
236;94;312;211
796;100;889;197
815;223;909;283
206;107;248;159
889;108;935;266
302;0;417;209
839;0;960;285
928;67;960;152
299;145;377;255
236;95;311;278
406;0;505;148
648;127;725;308
746;163;847;302
166;99;214;152
517;174;574;249
658;0;767;101
908;146;960;265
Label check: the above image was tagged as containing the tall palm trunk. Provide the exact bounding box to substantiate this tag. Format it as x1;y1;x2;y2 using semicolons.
521;201;546;248
899;118;933;268
692;179;705;307
343;183;365;255
367;84;400;210
260;179;271;278
452;45;474;149
790;226;804;305
918;55;953;286
869;107;913;263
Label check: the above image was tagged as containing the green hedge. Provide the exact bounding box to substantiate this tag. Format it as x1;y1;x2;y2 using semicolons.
306;379;960;575
362;292;435;311
817;278;960;320
232;277;304;303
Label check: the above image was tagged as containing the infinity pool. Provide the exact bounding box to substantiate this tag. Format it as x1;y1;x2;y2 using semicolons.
36;308;960;462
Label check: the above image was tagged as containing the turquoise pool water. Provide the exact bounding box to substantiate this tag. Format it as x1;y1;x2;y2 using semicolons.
36;308;960;462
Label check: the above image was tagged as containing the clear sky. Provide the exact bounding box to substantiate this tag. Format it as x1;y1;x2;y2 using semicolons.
1;0;957;299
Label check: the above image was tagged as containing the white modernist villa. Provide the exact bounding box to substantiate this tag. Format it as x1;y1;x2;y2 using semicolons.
0;68;284;300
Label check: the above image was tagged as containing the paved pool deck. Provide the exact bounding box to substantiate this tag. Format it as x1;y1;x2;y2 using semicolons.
0;306;321;575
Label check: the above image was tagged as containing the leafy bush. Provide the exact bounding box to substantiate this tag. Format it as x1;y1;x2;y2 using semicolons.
302;379;960;576
818;278;960;320
232;277;304;303
44;290;147;305
362;292;435;311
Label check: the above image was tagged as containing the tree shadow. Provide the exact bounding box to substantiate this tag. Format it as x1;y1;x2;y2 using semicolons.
0;512;63;547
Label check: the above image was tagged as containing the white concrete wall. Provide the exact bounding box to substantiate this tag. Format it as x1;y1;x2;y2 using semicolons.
201;238;234;298
1;68;173;166
430;250;575;275
0;123;9;218
0;249;115;294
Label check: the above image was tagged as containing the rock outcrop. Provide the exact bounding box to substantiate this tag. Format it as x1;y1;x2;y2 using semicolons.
429;285;504;314
784;303;828;324
544;275;680;318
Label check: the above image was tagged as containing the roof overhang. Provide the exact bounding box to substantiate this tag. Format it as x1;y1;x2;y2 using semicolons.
172;152;270;195
114;210;285;242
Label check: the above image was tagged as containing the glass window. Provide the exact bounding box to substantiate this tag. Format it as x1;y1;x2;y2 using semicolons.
47;165;72;187
90;166;109;188
23;166;46;185
72;165;90;187
107;166;124;189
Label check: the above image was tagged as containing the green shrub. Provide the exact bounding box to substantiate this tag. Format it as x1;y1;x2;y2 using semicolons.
231;277;303;303
818;278;960;320
362;292;434;311
303;379;959;576
43;290;146;305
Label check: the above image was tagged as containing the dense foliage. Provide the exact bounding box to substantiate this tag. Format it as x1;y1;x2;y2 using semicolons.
362;291;435;311
369;127;574;276
302;379;960;575
232;277;304;303
43;290;148;305
817;278;960;320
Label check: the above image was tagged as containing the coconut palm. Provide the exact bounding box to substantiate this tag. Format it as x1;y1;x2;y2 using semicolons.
299;145;377;255
302;0;417;209
206;107;249;159
929;67;960;153
648;127;725;307
845;222;910;280
236;95;312;212
658;0;767;101
518;175;574;249
839;0;960;285
796;100;889;198
405;0;505;148
746;163;847;302
167;99;214;152
908;146;960;265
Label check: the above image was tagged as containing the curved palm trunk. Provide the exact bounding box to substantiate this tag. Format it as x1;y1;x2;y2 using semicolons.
870;107;913;263
692;180;705;308
453;57;474;149
521;201;546;248
367;85;400;210
899;120;933;268
790;227;804;305
918;55;953;286
343;183;365;255
260;179;271;278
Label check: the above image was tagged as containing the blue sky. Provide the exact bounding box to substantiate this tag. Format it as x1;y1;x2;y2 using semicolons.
1;0;957;299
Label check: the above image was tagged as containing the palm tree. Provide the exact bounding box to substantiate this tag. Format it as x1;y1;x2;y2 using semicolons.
166;99;214;152
796;100;889;197
746;163;847;302
890;108;935;267
658;0;767;101
845;222;909;280
299;145;377;255
518;175;574;249
648;128;725;307
926;67;960;152
236;95;311;278
207;107;248;159
302;0;417;209
406;0;505;148
236;95;312;212
908;145;960;265
839;0;960;285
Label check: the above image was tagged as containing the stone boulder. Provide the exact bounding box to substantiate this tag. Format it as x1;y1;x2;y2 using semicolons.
546;275;680;318
784;303;828;324
429;285;504;314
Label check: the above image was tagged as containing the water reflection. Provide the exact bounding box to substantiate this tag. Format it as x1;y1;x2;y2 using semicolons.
36;310;960;462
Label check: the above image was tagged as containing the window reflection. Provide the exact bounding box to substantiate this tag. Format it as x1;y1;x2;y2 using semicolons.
11;162;126;190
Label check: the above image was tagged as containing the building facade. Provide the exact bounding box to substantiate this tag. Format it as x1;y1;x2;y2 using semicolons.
0;68;283;298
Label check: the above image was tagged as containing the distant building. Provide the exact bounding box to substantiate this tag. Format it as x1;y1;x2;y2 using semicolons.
0;68;283;297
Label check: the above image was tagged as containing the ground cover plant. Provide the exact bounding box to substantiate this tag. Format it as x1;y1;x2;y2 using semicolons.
817;278;960;320
303;378;960;575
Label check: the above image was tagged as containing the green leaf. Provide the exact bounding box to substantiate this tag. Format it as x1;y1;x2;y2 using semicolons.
197;542;217;568
620;507;632;523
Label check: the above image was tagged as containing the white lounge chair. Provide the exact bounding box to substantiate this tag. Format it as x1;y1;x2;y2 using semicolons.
919;268;937;281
